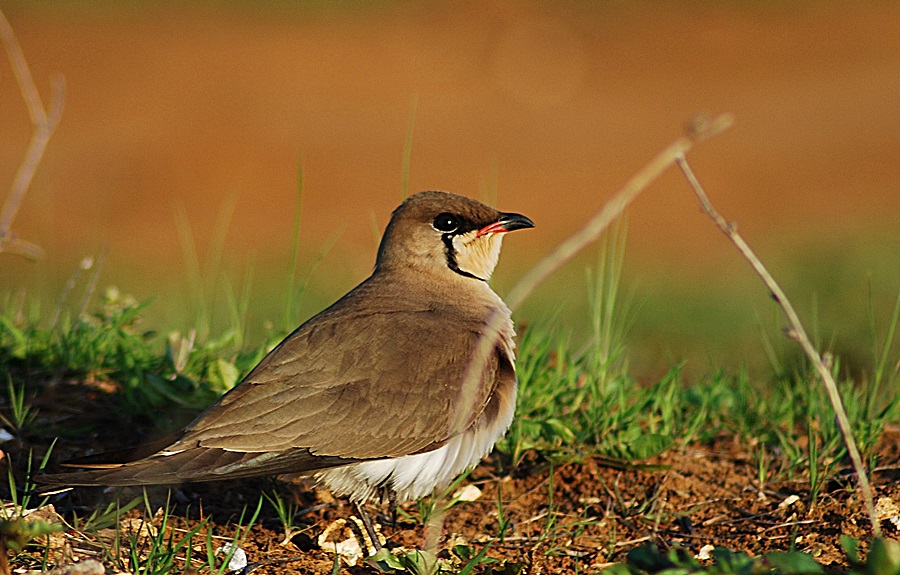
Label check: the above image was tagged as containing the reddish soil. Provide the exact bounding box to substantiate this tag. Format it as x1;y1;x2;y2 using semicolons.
3;374;900;574
50;444;900;574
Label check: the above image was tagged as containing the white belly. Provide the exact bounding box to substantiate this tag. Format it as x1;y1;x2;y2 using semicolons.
315;391;515;503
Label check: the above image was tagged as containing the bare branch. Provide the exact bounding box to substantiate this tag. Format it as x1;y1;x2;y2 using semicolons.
0;235;44;260
0;8;45;125
504;113;733;312
0;7;65;258
674;152;881;537
424;114;736;555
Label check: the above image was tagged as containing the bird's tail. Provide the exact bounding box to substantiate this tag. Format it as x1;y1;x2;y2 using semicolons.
38;446;353;487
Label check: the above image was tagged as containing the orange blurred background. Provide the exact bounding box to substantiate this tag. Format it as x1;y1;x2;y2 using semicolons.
1;1;898;376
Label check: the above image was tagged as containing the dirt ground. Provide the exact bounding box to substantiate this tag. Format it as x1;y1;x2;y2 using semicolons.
2;372;899;574
46;447;900;574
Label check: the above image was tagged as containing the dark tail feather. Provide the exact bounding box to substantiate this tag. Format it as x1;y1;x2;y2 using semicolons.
59;433;182;470
38;447;354;487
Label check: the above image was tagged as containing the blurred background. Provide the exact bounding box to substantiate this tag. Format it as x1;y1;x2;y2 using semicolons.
1;1;898;379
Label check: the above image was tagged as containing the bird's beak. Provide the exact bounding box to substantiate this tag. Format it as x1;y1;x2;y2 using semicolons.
477;212;535;237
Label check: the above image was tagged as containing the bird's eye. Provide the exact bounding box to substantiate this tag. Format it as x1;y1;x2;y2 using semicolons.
432;213;459;233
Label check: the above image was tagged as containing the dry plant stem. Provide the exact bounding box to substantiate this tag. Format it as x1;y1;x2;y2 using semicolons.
458;113;735;442
0;7;65;260
423;506;445;556
505;113;734;312
424;113;734;555
675;153;882;538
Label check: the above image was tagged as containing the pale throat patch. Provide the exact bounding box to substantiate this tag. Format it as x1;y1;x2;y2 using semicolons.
452;231;504;281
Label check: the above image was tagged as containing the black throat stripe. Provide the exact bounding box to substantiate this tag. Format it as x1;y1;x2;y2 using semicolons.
442;234;486;282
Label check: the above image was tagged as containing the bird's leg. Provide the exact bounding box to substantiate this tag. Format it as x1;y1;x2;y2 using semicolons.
353;501;383;554
389;490;398;527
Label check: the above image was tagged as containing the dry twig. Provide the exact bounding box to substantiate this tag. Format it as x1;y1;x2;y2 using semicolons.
504;113;734;312
428;113;736;554
461;112;736;434
674;135;881;537
0;7;66;260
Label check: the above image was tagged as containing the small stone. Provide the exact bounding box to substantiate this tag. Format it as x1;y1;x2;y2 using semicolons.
318;518;365;566
216;542;248;572
778;494;800;509
40;559;105;575
453;484;482;502
875;496;900;529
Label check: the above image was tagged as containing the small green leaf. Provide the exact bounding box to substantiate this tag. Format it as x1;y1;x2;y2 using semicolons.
457;543;496;575
627;544;676;572
0;315;27;358
766;551;824;574
621;433;674;460
208;357;240;391
867;538;900;575
842;536;862;566
711;547;756;574
398;549;439;575
485;561;526;575
543;418;576;444
0;518;61;554
453;545;475;562
369;547;405;572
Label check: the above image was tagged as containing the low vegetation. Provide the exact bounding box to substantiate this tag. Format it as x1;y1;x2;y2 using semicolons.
1;237;898;573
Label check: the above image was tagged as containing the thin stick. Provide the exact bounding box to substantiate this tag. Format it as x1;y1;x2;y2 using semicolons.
674;150;882;537
433;113;734;556
460;113;736;436
400;93;418;201
0;7;66;260
504;113;734;312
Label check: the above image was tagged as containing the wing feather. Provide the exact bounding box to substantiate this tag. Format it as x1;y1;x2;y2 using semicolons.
171;276;513;461
42;447;351;486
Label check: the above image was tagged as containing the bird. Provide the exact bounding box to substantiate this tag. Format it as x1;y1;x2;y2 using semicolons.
40;190;534;544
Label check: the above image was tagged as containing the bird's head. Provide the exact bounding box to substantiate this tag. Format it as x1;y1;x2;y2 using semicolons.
376;190;534;282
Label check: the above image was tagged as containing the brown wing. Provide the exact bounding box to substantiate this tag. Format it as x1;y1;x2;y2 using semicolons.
171;278;512;460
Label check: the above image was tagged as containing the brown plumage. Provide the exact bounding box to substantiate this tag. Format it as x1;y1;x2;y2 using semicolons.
40;190;534;505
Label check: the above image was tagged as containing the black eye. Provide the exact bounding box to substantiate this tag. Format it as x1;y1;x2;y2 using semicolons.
432;212;459;233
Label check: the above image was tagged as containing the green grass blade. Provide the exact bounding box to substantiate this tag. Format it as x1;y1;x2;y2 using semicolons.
282;161;304;331
400;93;418;200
